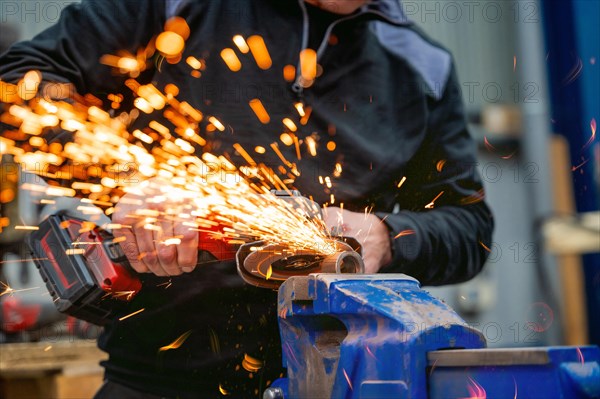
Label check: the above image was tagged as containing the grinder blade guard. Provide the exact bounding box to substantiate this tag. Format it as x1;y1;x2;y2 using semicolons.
235;190;364;289
236;238;364;289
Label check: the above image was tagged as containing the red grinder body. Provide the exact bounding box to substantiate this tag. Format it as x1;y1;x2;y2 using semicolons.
26;212;237;325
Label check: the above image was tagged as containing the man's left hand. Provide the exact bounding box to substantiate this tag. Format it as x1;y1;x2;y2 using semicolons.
322;207;392;273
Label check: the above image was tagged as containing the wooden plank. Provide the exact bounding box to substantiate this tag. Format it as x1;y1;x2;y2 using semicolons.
0;341;106;376
0;340;106;399
548;135;589;345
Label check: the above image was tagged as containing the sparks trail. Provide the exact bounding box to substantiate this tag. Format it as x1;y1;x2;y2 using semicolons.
1;29;367;257
0;281;40;297
425;191;444;209
159;330;193;352
484;137;516;159
342;368;353;390
479;241;491;252
582;118;596;150
562;57;583;86
394;230;415;240
241;353;264;372
118;308;145;321
462;377;486;399
572;158;589;172
2;72;334;257
576;347;584;365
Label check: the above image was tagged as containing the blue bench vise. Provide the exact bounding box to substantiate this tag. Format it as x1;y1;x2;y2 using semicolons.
264;274;600;399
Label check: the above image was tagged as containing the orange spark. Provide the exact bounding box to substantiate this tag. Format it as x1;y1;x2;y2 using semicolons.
233;143;257;166
397;176;407;189
65;248;86;255
334;163;342;177
242;354;264;372
483;136;496;153
15;225;39;230
365;345;377;360
513;55;517;72
305;136;317;156
164;16;190;41
0;281;40;297
266;265;273;280
300;106;312;125
280;133;294;146
134;97;154;113
110;291;137;301
425;191;444;209
576;347;584;365
162;237;182;246
342;368;353;390
219;384;229;396
572;158;589;172
479;241;491;252
155;31;185;58
220;48;242;72
159;330;192;352
282;118;297;132
248;99;270;124
283;65;296;82
299;49;317;84
133;129;154;144
563;57;583;85
208;116;225;131
293;134;302;160
460;190;485;205
232;35;250;54
294;102;306;117
186;56;202;70
394;230;415;239
462;377;486;399
501;150;517;160
18;70;42;100
247;35;272;70
429;359;438;377
582;118;596;150
270;143;293;169
118;308;145;321
436;160;446;172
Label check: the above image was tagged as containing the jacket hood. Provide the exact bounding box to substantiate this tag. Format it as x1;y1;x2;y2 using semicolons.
363;0;411;25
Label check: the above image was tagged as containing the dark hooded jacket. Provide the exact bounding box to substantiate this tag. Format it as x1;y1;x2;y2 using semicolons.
0;0;494;397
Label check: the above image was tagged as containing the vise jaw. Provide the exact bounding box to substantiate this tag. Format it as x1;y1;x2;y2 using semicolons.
273;274;486;399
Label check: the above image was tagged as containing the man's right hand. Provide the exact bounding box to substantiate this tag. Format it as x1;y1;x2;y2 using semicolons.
112;180;198;276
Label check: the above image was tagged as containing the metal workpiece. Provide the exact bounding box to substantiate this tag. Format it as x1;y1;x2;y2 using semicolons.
320;250;364;274
235;238;363;289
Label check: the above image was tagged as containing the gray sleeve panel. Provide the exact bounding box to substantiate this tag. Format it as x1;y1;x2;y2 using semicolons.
372;21;452;100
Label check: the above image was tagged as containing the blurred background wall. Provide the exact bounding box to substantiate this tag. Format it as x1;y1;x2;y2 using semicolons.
406;0;599;348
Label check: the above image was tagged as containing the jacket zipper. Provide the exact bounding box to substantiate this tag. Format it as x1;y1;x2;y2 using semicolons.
291;0;412;99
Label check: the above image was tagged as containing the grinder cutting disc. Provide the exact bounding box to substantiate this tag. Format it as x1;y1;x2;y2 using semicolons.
236;238;364;289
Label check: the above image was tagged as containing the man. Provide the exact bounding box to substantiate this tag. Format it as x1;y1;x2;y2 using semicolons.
0;0;494;397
